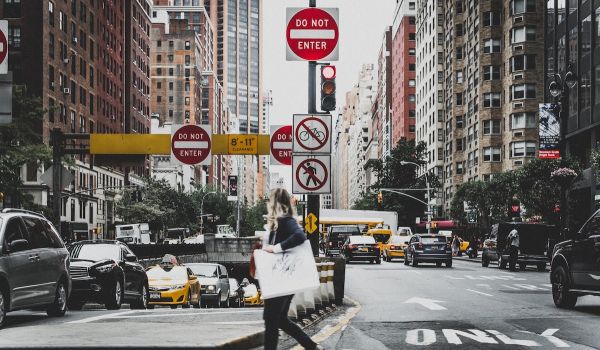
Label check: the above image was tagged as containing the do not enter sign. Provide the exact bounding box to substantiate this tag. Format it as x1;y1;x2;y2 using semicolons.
171;124;212;165
286;8;339;61
270;125;292;166
0;21;8;74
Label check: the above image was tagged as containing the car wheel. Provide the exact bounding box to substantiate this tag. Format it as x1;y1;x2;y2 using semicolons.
222;295;230;308
214;293;221;308
182;291;191;309
170;305;178;309
446;260;453;268
552;265;578;309
47;280;68;317
131;284;148;310
436;262;442;267
0;289;7;329
105;279;123;310
498;256;507;269
67;298;86;310
147;304;155;309
482;256;489;267
537;263;546;272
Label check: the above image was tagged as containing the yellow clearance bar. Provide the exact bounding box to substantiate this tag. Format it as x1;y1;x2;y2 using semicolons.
90;134;270;155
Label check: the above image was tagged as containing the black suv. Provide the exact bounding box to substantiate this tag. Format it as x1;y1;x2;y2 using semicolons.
551;209;600;309
325;225;361;256
0;209;71;328
68;240;149;310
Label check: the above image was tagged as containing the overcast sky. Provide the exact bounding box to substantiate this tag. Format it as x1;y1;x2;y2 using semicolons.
263;0;397;189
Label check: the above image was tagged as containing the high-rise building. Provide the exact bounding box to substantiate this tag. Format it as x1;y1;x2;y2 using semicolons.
376;27;393;159
391;0;417;144
441;0;545;212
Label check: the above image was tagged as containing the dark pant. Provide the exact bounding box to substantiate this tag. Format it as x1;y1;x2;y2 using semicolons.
263;294;317;350
509;246;518;271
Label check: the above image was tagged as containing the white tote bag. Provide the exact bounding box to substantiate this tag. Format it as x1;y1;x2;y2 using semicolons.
253;240;320;299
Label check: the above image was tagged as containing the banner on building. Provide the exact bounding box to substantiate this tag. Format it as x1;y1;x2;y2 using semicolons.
538;103;561;159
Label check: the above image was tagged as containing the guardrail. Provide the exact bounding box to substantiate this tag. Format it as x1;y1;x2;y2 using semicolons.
288;262;338;322
127;243;207;259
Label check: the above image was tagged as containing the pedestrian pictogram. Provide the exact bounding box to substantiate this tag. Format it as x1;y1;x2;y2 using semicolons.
305;213;318;234
293;114;331;153
286;8;339;61
292;155;331;194
270;125;292;166
0;21;8;74
171;124;212;165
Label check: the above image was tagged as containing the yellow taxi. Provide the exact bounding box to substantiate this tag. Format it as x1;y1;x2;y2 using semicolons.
366;228;392;254
147;265;201;309
242;282;263;306
382;235;409;262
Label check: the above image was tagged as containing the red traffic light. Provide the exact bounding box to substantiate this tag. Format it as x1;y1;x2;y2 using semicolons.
321;65;336;79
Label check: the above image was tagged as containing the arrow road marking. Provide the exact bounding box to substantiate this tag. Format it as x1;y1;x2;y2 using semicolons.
404;297;447;311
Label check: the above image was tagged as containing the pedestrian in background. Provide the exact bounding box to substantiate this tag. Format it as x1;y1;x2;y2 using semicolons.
452;235;460;256
507;226;520;271
261;188;323;350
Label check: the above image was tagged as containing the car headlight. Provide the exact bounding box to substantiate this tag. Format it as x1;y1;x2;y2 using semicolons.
207;285;216;292
94;264;114;273
171;285;186;290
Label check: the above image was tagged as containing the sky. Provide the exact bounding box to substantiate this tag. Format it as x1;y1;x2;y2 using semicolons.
263;0;397;189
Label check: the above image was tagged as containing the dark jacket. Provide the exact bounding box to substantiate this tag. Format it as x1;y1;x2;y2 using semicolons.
268;216;307;251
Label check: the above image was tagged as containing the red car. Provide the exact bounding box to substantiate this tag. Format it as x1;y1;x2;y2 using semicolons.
341;235;381;264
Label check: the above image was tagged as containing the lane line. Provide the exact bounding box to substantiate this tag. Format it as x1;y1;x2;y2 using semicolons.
501;284;520;290
68;310;138;324
466;289;494;297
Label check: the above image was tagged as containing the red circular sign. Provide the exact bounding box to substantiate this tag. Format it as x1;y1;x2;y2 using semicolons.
286;8;339;61
295;158;328;192
0;29;7;65
171;125;211;165
295;117;329;151
270;125;292;165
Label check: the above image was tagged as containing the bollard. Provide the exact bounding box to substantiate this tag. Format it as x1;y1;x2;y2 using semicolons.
326;262;335;303
294;292;306;318
303;289;316;315
320;262;330;306
313;263;323;310
288;294;298;320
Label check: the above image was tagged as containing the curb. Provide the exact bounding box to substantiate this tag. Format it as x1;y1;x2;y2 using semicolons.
214;330;265;350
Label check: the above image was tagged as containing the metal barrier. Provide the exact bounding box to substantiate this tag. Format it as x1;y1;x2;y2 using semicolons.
128;243;206;259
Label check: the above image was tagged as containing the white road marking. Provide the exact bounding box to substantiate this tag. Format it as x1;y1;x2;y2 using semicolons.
109;309;262;319
589;274;600;280
466;289;494;297
540;329;570;348
68;310;138;324
476;283;492;289
486;330;541;346
513;284;549;291
404;297;447;311
501;284;521;290
208;321;263;325
442;329;498;344
406;329;436;346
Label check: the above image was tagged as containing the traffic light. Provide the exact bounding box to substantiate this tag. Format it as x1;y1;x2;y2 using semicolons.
320;65;336;112
377;192;383;205
510;199;521;215
228;175;238;197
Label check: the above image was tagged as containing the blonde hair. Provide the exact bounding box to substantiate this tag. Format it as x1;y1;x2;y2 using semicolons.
266;188;296;232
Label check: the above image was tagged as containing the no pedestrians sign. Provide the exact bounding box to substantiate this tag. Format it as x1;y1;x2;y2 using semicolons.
292;155;331;195
171;124;212;165
286;8;339;61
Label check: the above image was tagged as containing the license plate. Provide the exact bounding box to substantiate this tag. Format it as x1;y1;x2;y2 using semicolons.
150;292;160;299
360;247;369;252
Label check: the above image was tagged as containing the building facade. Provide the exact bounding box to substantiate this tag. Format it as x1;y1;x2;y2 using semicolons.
376;27;393;160
391;0;417;144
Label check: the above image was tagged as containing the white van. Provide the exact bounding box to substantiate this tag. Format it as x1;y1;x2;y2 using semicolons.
115;223;151;244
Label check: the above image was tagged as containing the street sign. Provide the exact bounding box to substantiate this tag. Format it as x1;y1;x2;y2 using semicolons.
0;21;8;74
228;134;258;155
40;165;74;190
171;124;211;165
467;210;477;224
286;8;339;61
292;155;331;194
305;212;318;234
270;125;292;166
293;114;331;153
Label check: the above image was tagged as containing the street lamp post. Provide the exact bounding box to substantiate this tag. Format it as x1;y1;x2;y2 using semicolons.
400;161;431;234
200;191;217;235
547;66;577;234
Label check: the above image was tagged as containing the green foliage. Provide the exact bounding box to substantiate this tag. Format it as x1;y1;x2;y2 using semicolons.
591;148;600;171
236;199;267;237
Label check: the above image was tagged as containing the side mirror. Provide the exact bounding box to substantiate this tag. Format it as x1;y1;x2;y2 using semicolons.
125;253;137;262
9;239;30;253
220;274;228;279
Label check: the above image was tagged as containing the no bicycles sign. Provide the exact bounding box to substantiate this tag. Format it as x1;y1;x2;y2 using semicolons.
292;114;331;154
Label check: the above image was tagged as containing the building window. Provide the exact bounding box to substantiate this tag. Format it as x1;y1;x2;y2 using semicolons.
483;120;501;135
409;94;416;102
511;84;536;100
455;46;463;59
409;33;416;41
511;141;536;157
510;112;537;129
483;11;500;26
409;125;416;133
408;48;416;55
409;110;416;118
169;68;174;76
510;54;536;71
157;96;161;102
49;1;55;26
8;26;21;49
59;11;66;32
168;96;173;103
157;54;161;62
409;17;416;25
455;23;463;37
409;2;415;10
483;66;500;80
456;71;464;83
48;98;55;122
156;68;162;75
185;97;190;106
409;63;416;71
511;0;536;14
456;93;463;106
483;93;501;107
483;39;501;53
48;65;55;90
408;79;416;87
483;147;501;162
456;162;464;175
511;26;536;43
456;115;464;128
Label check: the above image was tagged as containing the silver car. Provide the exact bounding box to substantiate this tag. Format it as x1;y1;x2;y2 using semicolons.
186;263;230;308
0;209;71;328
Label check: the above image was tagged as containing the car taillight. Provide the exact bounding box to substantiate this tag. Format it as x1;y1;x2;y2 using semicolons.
349;244;357;249
390;245;396;250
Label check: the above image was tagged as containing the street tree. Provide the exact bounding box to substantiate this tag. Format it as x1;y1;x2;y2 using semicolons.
190;186;234;234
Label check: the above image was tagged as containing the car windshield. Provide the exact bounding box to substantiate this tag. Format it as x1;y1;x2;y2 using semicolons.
70;244;121;261
421;236;447;244
187;264;218;277
350;236;376;244
372;234;390;243
147;266;188;280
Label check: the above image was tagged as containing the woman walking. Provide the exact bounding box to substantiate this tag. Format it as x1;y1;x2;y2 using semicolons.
261;188;323;350
452;235;460;257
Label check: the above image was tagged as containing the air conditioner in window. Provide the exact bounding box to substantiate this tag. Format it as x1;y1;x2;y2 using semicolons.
513;131;524;137
513;45;523;51
50;81;55;88
62;88;71;95
513;102;524;108
111;115;116;120
514;160;524;165
72;37;78;44
513;73;524;80
63;58;70;64
514;16;524;23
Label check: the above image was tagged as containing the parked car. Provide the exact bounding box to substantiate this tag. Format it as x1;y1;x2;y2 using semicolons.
381;235;407;262
68;240;149;310
0;209;70;328
550;209;600;309
341;235;381;264
481;222;559;271
147;264;200;309
186;263;230;308
228;278;245;308
404;234;452;267
325;225;362;257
